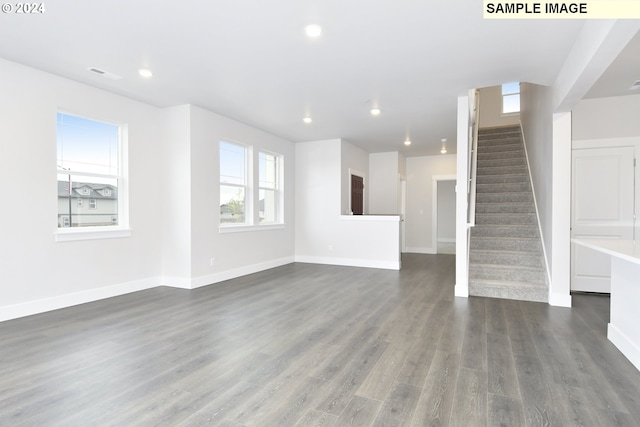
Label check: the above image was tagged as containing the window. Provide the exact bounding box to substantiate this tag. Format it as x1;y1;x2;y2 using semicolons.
502;82;520;114
220;141;248;224
258;151;282;223
219;142;284;228
57;112;123;230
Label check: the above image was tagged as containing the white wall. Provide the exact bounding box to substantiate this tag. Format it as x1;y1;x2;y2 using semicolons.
295;140;400;269
0;59;297;320
478;85;521;128
573;94;640;140
520;83;554;274
405;154;457;253
161;105;193;285
369;152;400;214
0;58;164;319
520;82;573;307
341;140;369;215
188;106;296;286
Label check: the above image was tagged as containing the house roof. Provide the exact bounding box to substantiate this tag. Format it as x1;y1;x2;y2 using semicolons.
0;2;636;155
57;181;118;200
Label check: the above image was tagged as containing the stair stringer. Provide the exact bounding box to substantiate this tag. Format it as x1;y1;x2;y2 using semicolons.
518;123;552;299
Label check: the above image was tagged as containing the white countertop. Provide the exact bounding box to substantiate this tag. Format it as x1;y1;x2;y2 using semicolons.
573;239;640;266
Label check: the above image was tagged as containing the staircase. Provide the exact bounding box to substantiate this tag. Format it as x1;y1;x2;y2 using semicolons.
469;125;548;303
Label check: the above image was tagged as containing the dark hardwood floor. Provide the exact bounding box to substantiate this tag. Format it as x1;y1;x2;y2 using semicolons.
1;254;639;426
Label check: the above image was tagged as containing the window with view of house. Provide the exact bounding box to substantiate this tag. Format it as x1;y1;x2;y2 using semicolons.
56;113;123;229
502;82;520;114
219;142;284;227
220;141;248;224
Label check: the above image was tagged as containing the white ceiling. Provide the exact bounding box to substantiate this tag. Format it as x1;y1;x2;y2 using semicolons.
0;1;600;155
585;29;640;99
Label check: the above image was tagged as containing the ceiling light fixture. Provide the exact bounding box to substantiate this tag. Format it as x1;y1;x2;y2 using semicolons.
370;108;381;116
303;117;312;124
138;68;153;78
630;80;640;91
404;139;412;146
440;138;448;154
305;24;323;38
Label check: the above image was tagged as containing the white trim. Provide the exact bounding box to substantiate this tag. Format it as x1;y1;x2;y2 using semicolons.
161;276;192;290
190;256;295;288
455;94;471;298
551;112;573;306
437;238;456;243
0;277;158;322
405;246;436;254
548;292;572;308
454;284;469;297
294;255;400;270
219;224;285;234
55;227;132;242
572;136;640;150
608;323;640;371
0;257;298;321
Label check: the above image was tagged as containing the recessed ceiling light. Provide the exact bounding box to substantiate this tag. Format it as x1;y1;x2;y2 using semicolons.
138;69;153;78
404;139;412;146
370;108;381;116
305;24;323;38
440;147;448;154
303;117;312;124
440;138;447;154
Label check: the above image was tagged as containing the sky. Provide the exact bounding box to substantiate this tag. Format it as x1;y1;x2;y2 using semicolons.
56;113;119;176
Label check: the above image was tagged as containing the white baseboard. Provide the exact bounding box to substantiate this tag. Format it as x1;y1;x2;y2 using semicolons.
548;292;572;307
405;247;436;254
295;255;400;270
608;323;640;371
189;256;295;289
0;277;159;322
0;257;298;322
437;238;456;243
161;276;192;289
455;284;469;297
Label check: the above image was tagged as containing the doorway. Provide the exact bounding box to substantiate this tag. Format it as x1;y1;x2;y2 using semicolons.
432;175;457;254
350;173;364;215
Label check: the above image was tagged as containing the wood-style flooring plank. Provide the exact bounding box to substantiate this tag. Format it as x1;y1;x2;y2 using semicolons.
409;350;460;427
450;367;488;427
486;332;520;399
333;396;381;427
371;382;421;427
514;354;563;426
487;393;525;427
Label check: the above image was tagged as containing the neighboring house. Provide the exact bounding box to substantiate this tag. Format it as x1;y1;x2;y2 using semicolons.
57;181;118;227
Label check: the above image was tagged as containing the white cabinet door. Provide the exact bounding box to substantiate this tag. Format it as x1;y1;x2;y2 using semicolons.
571;146;635;293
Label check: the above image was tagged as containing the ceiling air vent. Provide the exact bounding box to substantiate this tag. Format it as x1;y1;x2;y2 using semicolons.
87;67;122;80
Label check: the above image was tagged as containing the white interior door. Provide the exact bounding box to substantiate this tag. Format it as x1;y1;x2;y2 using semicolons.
571;146;635;292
